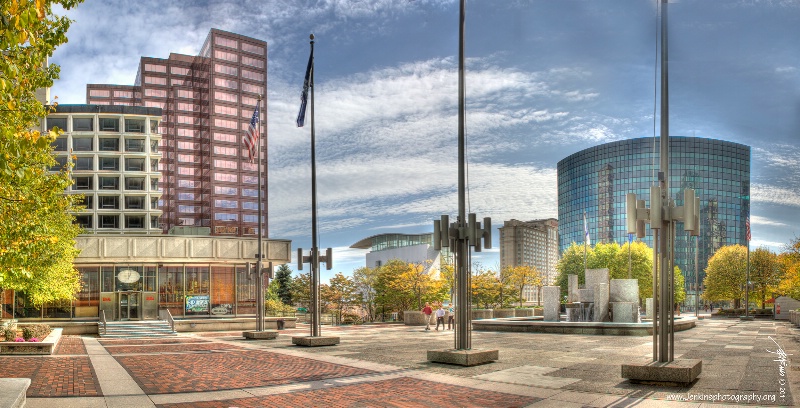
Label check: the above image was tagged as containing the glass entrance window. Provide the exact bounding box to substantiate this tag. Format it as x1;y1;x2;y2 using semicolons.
115;266;142;291
158;266;184;317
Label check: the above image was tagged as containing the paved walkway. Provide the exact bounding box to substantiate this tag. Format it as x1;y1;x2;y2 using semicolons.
1;315;797;407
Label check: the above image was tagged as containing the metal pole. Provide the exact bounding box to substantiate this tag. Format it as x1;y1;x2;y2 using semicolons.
652;232;658;360
309;35;320;338
256;96;264;332
695;224;699;317
455;0;469;351
745;244;750;317
628;236;632;279
657;0;671;363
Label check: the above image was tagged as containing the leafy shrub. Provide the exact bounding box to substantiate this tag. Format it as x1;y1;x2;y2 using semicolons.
21;327;33;340
265;299;295;316
3;328;16;342
20;324;50;341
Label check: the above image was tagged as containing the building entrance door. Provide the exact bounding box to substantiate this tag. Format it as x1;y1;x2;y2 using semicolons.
118;291;141;320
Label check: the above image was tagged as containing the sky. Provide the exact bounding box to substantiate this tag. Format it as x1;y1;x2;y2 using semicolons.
50;0;799;283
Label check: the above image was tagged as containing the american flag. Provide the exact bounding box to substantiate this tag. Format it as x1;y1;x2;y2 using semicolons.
746;216;751;241
243;104;260;161
297;47;314;127
584;211;591;246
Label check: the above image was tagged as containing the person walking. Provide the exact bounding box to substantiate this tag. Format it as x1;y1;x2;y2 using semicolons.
435;305;446;330
447;305;455;330
422;302;433;331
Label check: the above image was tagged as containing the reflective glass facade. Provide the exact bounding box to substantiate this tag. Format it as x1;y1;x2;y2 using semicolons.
557;137;750;298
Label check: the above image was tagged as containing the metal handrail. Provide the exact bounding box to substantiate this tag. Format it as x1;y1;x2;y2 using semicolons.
164;309;175;332
100;310;107;335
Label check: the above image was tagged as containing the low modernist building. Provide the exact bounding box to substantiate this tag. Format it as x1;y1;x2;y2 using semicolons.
557;136;750;304
350;233;451;275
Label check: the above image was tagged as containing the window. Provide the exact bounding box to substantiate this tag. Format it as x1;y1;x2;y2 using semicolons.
214;91;237;103
243;215;261;223
51;138;67;151
176;89;196;98
215;199;237;208
214;186;237;195
125;196;145;209
171;66;191;75
99;196;119;209
151;140;159;153
149;120;159;133
177;193;195;200
73;176;93;190
99;215;119;228
214;63;238;76
151;159;159;172
242;175;258;184
99;177;119;190
73;138;93;151
179;205;198;213
151;198;159;210
144;76;167;85
177;141;199;150
144;64;166;73
241;96;259;107
242;202;262;210
242;188;258;197
100;118;119;131
99;157;119;171
178;167;196;176
144;101;165;108
75;157;93;171
176;102;195;111
125;215;144;229
241;83;263;94
178;154;197;163
114;90;133;98
214;173;237;182
100;138;119;151
177;128;197;137
72;117;93;131
125;139;145;152
125;177;145;190
77;195;93;209
214;77;237;89
213;146;237;156
178;179;198;188
125;119;145;133
215;213;237;221
150;178;159;191
241;42;264;55
241;69;264;82
241;56;264;68
214;118;238;129
214;105;238;116
89;89;110;97
213;132;236;142
75;215;92;228
214;50;238;62
151;216;159;229
46;117;67;131
215;36;238;48
125;158;145;171
214;159;237;169
145;89;167;98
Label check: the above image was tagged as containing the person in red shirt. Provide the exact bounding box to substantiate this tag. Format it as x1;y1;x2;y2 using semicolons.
422;302;433;331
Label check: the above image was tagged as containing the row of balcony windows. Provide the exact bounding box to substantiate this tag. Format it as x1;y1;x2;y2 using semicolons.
74;214;160;229
47;117;158;134
70;176;160;191
52;138;158;153
54;156;159;173
74;195;160;211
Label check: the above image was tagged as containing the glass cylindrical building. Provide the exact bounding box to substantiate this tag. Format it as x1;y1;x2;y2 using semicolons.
557;137;750;303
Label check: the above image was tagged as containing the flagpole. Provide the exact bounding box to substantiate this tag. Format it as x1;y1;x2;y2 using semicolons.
309;34;320;338
255;96;264;332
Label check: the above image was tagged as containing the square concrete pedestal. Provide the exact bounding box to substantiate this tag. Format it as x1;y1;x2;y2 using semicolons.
427;349;499;366
622;359;702;386
243;330;278;340
291;335;340;347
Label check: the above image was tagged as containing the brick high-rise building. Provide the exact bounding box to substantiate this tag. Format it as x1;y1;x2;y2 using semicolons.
86;29;268;238
499;219;559;303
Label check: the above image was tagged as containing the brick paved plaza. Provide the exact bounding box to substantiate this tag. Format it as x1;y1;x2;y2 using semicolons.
1;316;798;407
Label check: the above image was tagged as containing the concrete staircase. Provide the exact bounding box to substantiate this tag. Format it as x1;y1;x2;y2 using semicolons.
101;320;177;338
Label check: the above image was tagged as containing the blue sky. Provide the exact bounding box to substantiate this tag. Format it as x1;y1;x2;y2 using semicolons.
51;0;799;283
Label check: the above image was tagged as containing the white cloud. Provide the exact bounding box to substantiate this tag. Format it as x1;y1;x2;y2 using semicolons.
750;215;787;227
751;184;800;207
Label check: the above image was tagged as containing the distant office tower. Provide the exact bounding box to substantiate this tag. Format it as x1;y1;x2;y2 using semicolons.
499;219;559;302
557;136;751;305
86;29;267;237
46;105;163;234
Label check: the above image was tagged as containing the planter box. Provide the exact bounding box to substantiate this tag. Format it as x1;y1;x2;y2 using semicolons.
514;308;534;317
0;328;62;355
472;309;492;319
404;311;431;326
493;309;516;318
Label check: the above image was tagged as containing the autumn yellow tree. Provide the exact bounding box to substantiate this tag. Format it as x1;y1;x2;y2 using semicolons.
507;265;541;307
702;245;747;308
1;0;84;305
777;237;800;299
749;247;784;308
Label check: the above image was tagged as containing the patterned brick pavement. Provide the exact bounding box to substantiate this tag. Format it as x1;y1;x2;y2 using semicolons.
53;335;87;355
114;349;376;394
0;356;101;397
155;376;539;408
98;338;209;346
105;341;245;355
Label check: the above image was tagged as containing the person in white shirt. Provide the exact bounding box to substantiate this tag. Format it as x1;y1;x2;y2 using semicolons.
435;305;446;331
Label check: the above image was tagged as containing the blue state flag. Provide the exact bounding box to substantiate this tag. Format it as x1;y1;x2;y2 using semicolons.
296;48;314;127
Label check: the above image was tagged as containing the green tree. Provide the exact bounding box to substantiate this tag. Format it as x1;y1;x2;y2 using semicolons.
778;237;800;299
494;264;516;308
749;247;784;308
352;266;378;321
555;242;590;299
374;259;446;315
0;0;85;306
673;265;686;306
615;241;654;301
274;264;293;305
702;245;747;308
471;267;500;309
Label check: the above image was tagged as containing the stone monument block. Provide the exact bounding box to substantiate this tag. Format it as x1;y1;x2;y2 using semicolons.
593;283;610;322
611;302;639;323
585;268;609;289
610;279;639;303
646;298;653;319
543;286;560;322
578;288;594;303
568;275;578;302
566;303;580;322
